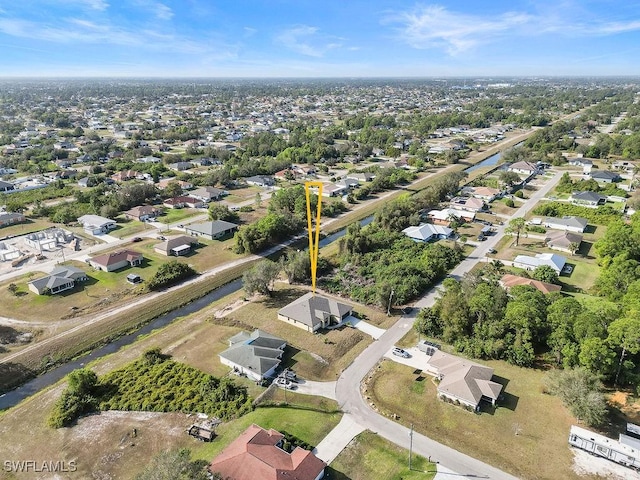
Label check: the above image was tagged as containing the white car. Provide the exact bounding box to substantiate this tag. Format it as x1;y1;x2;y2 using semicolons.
392;347;410;358
274;378;295;389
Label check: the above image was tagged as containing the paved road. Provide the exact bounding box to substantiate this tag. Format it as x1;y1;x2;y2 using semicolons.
314;170;564;478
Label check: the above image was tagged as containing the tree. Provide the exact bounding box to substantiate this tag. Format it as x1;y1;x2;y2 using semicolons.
135;448;211;480
281;250;311;284
498;170;521;187
607;314;640;385
209;204;239;223
544;368;607;427
505;217;526;246
532;265;559;284
242;260;280;296
578;337;616;377
164;181;183;198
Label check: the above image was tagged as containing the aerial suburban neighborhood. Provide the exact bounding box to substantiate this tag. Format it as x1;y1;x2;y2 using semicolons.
1;73;640;479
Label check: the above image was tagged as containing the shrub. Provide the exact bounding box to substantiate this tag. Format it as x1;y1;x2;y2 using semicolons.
147;261;196;290
505;198;515;208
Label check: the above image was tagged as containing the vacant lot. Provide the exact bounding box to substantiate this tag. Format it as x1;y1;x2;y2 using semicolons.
366;358;587;480
157;207;204;224
328;430;436;480
0;217;56;238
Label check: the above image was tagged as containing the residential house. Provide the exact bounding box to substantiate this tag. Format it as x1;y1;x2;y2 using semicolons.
425;350;503;411
513;252;566;273
570;191;606;207
294;165;317;176
320;183;348;198
346;172;375;182
277;292;353;333
163;196;204;209
77;177;91;188
110;170;139;182
209;424;326;480
0;212;26;228
218;330;286;382
402;223;453;242
465;186;501;202
499;274;562;295
135;156;161;164
545;230;583;254
191;186;227;203
88;250;143;272
77;214;117;235
589;170;621;184
507;161;538;175
449;196;486;212
245;175;275;187
542;216;588;233
154;235;199;256
124;205;161;222
185;220;238;240
168;161;193;172
567;158;593;174
427;208;475;225
28;265;88;295
335;178;359;190
157;178;193;190
0;180;15;192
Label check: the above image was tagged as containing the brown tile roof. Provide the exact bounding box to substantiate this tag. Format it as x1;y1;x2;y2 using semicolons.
90;249;142;267
499;274;561;294
209;424;326;480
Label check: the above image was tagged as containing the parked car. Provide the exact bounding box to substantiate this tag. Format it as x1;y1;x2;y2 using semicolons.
274;377;295;389
281;369;297;381
392;347;410;358
488;248;497;254
132;237;143;242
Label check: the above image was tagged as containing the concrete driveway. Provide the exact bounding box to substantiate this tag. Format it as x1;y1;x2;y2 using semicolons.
346;316;386;340
292;379;337;401
383;346;434;372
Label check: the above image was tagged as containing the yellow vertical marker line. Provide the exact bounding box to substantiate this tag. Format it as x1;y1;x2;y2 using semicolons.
304;181;323;295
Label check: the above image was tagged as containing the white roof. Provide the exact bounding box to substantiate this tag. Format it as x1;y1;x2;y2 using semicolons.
402;223;452;241
77;214;115;228
514;253;566;272
428;208;474;221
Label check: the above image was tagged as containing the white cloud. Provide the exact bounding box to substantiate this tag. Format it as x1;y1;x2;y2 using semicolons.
385;4;640;55
154;3;173;20
275;25;344;57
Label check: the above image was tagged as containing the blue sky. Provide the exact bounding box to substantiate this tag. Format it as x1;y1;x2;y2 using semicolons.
0;0;639;77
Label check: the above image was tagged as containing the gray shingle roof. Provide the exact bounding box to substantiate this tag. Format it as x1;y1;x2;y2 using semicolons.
219;330;286;377
185;220;238;237
277;292;352;329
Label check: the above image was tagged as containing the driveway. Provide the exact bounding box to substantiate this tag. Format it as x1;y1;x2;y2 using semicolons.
293;379;337;401
383;346;434;372
345;315;386;339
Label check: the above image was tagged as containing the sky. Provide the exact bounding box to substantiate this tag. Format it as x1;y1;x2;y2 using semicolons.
0;0;639;77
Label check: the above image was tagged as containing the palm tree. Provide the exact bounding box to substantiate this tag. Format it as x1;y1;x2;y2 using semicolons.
569;242;580;256
505;217;527;246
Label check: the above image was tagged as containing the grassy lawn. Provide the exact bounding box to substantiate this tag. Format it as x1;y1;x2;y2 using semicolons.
558;259;601;293
328;431;436;480
214;285;395;381
366;358;581;480
490;200;518;216
223;185;265;205
111;217;154;238
157;207;204;224
0;217;56;238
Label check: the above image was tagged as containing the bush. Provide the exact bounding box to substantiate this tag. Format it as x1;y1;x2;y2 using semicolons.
514;190;524;198
504;198;515;208
147;261;197;290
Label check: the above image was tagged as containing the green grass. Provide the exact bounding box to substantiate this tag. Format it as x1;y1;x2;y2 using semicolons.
0;217;56;238
558;259;600;293
112;217;153;238
366;358;581;480
157;207;203;224
328;431;436;480
190;399;342;462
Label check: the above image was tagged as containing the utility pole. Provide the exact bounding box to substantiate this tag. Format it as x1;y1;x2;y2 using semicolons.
409;423;413;470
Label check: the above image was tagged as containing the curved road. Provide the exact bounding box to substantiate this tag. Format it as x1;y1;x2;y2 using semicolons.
314;171;564;479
